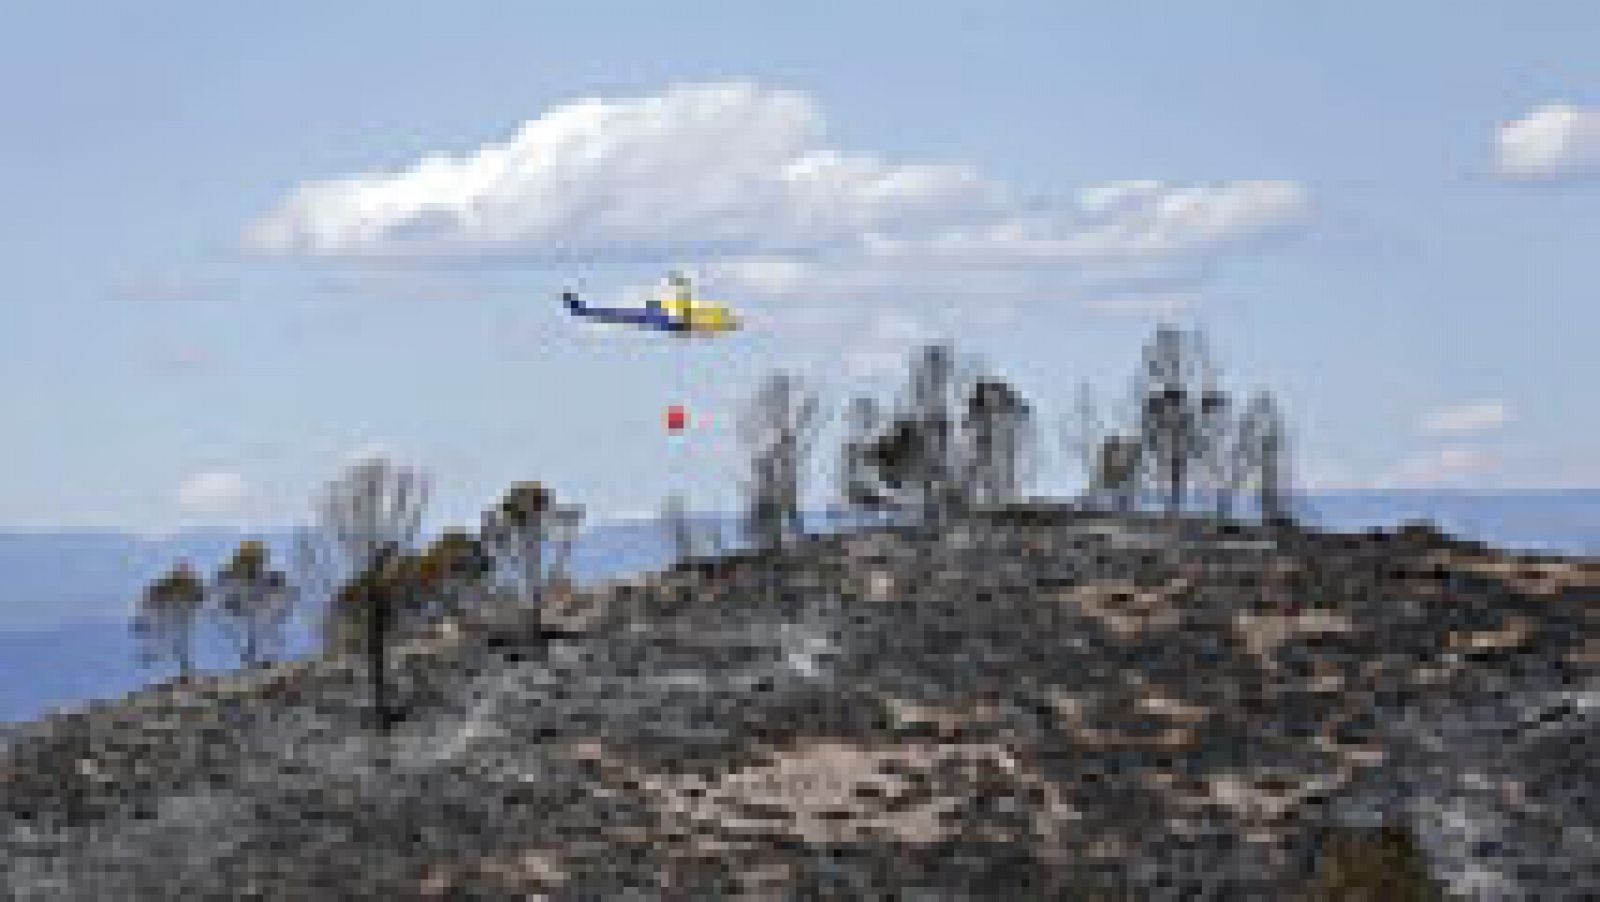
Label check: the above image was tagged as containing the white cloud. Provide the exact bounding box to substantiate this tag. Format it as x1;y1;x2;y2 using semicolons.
707;254;818;299
840;310;939;380
706;253;1047;312
858;179;1305;266
152;344;214;372
755;303;938;385
1377;446;1497;489
1297;461;1365;493
1496;102;1600;179
247;83;996;256
246;81;1307;300
110;270;235;303
341;442;404;467
1419;400;1511;435
176;470;249;514
1081;292;1199;318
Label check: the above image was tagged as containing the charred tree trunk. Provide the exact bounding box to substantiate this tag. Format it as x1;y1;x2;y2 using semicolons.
242;629;260;671
1167;446;1184;516
366;574;391;732
176;625;194;681
366;544;399;733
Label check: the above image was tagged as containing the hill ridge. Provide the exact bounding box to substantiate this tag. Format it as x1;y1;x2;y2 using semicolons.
3;508;1596;897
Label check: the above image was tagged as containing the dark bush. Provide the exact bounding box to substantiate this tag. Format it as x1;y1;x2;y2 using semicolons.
1307;821;1446;901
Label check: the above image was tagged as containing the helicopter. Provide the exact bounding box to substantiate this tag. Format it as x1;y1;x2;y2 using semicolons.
562;271;741;336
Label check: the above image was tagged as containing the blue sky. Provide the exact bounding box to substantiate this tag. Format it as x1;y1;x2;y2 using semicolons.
2;1;1598;534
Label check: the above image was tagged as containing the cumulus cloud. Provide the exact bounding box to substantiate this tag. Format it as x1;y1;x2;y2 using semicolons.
1496;102;1600;179
176;470;249;514
857;179;1305;266
1419;400;1511;435
247;83;995;256
246;81;1307;295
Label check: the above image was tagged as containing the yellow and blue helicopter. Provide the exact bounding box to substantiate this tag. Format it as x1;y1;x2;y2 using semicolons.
563;271;741;336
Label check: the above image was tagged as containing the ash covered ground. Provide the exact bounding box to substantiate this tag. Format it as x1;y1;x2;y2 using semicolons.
3;508;1597;899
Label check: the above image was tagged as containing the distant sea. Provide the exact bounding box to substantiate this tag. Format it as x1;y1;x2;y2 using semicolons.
0;516;716;723
1;491;1594;723
1295;489;1600;557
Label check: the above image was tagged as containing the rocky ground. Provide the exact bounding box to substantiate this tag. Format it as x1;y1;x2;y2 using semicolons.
2;507;1596;899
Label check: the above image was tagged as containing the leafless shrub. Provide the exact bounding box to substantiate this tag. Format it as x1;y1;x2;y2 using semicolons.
739;371;823;553
300;455;431;731
962;375;1034;508
1133;324;1227;515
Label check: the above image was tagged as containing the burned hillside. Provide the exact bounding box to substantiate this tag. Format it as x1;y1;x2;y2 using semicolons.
3;508;1597;898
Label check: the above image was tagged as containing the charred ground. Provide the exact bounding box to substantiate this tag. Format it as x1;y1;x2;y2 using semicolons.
3;507;1597;898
